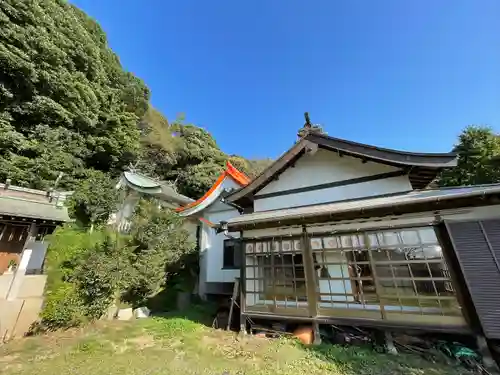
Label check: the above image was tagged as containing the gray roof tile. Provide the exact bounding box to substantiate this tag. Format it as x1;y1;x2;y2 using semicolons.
0;196;71;222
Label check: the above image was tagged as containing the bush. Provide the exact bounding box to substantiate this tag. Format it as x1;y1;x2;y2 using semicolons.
124;198;197;307
40;225;108;330
40;283;86;329
39;199;198;331
73;235;136;318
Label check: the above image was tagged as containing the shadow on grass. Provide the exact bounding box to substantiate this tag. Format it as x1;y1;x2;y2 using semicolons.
146;287;220;328
152;303;217;327
302;342;473;375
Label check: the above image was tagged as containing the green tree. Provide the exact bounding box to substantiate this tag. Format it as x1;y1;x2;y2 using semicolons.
138;115;227;198
228;155;272;179
126;198;196;305
438;125;500;187
137;114;271;198
136;107;182;178
1;0;270;203
67;170;118;230
74;234;136;318
0;0;149;190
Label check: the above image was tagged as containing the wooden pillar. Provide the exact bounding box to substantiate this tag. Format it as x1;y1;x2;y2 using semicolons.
301;225;318;319
239;232;247;335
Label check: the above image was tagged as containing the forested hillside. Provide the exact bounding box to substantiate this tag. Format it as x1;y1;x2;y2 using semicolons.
0;0;271;199
2;0;497;206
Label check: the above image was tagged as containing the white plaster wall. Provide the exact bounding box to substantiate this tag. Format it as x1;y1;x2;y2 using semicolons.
110;192;140;231
120;193;140;220
258;150;399;194
203;208;241;283
254;150;412;212
256;175;412;211
195;176;246;285
197;221;210;297
221;177;242;195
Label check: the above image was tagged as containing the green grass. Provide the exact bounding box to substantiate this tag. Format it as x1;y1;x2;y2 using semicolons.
0;315;473;375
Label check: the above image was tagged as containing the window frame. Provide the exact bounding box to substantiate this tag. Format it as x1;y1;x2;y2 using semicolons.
310;226;461;316
222;238;241;269
243;237;309;307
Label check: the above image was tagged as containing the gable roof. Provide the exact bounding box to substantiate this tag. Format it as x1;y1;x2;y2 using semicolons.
176;161;250;216
0;183;71;222
0;196;71;222
225;132;458;206
119;171;193;207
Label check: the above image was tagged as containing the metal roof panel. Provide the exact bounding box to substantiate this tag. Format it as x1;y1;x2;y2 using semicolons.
227;184;500;228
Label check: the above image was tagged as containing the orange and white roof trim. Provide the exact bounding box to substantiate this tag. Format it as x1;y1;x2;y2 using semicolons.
176;161;250;217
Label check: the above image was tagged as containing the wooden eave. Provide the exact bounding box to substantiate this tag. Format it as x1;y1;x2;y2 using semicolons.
225;134;457;207
229;193;500;232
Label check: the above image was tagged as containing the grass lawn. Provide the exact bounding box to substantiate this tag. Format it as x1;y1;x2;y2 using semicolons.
0;313;473;375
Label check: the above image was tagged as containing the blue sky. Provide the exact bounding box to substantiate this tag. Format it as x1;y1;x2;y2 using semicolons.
71;0;499;159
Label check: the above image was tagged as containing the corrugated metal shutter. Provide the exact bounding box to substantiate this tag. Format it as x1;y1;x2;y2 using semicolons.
445;219;500;339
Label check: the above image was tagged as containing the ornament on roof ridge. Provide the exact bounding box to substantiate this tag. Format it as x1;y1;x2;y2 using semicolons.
297;112;325;139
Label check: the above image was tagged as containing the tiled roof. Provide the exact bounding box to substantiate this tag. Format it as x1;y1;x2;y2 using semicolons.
176;161;250;214
226;133;458;205
226;184;500;230
120;171;193;206
0;195;71;222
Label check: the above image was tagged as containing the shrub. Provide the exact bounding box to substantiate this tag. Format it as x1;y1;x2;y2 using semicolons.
39;198;197;330
125;198;197;307
40;225;108;329
73;235;137;318
39;283;86;329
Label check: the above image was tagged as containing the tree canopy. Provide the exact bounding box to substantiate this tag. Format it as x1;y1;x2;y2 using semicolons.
67;170;118;229
0;0;272;207
438;126;500;187
0;0;149;190
137;111;272;198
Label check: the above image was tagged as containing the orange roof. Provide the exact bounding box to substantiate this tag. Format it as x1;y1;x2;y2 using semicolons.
176;161;250;212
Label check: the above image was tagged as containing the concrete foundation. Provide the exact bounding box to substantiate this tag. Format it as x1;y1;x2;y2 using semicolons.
1;252;47;341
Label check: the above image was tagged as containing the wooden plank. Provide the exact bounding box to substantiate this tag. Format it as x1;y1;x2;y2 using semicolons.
227;278;240;331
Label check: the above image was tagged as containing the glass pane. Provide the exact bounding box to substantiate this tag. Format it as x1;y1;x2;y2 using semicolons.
400;230;420;245
310;226;461;318
418;227;438;244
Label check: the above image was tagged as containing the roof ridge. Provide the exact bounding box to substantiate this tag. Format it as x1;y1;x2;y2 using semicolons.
308;132;456;157
0;183;49;196
225;161;251;186
125;170;161;183
176;161;250;213
0;195;58;205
